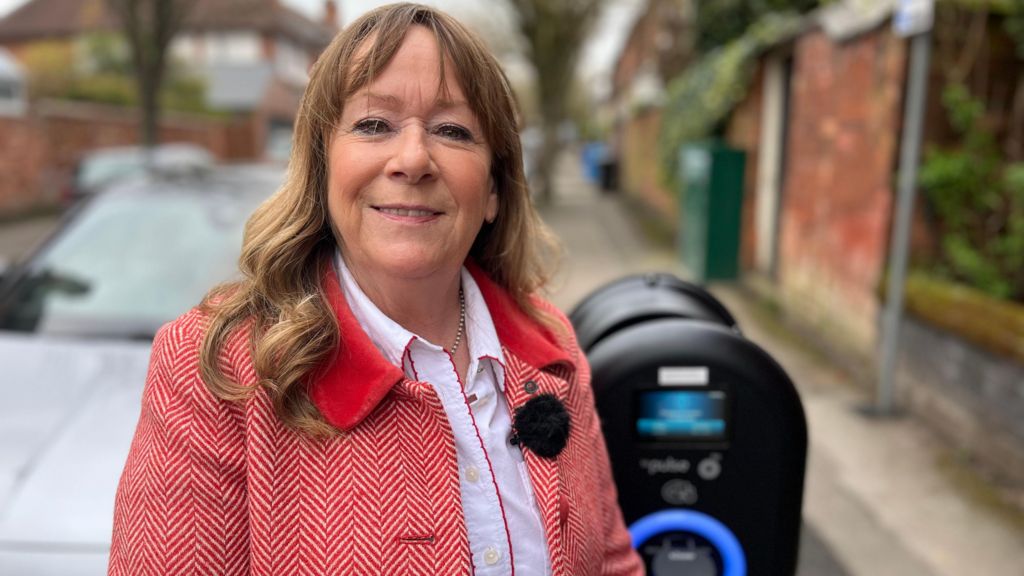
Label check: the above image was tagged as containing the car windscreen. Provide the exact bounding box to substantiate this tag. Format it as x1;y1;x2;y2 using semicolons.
0;187;267;338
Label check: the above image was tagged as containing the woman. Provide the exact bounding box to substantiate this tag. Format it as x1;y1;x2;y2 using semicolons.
109;4;642;575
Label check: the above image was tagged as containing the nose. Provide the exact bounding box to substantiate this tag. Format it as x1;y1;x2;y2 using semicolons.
387;126;436;184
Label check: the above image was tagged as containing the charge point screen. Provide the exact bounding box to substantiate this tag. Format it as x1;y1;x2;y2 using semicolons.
636;390;728;440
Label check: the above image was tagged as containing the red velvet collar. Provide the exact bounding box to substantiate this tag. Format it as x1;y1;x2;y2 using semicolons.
310;260;573;431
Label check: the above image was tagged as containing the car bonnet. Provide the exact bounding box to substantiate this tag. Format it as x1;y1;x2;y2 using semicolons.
0;333;151;553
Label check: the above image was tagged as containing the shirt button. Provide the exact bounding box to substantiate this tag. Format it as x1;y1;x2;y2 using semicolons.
465;466;480;483
483;547;501;565
476;365;485;374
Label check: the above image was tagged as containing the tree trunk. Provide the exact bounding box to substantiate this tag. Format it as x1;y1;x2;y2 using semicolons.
535;55;572;205
138;67;162;149
1007;76;1024;162
109;0;193;151
509;0;603;204
536;123;560;205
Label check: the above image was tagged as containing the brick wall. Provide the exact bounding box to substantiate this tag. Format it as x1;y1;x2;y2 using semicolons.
620;107;678;221
776;27;907;353
725;64;764;272
732;24;1024;491
0;100;262;216
0;116;48;214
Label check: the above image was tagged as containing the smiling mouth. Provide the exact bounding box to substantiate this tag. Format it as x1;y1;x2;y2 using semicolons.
373;206;442;217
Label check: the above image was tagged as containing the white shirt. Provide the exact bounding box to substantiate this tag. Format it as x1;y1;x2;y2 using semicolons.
336;253;551;575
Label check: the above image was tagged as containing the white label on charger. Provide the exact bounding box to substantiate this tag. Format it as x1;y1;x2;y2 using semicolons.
657;367;709;386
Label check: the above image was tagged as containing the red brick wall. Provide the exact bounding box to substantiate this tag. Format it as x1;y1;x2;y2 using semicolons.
0;101;262;216
0;116;48;214
620;107;677;219
36;101;230;169
725;64;764;272
777;27;907;350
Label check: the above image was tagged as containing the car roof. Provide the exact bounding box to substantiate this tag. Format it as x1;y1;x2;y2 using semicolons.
78;143;215;168
81;142;210;157
101;161;284;197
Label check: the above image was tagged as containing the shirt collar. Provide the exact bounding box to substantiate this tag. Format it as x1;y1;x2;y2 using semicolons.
334;251;506;389
311;256;573;431
334;251;415;368
461;267;506;389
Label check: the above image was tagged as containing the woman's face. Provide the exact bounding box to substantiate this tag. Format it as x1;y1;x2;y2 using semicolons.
327;26;497;285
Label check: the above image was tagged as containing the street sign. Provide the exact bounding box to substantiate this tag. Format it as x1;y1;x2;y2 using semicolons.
893;0;934;37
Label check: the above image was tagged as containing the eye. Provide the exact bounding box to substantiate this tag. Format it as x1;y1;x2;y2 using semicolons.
435;123;473;142
352;118;391;136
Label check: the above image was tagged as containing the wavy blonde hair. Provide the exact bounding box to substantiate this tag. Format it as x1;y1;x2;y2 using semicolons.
199;3;560;436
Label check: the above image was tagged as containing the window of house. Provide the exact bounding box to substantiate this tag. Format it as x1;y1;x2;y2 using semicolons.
205;32;261;64
273;40;309;83
0;80;16;100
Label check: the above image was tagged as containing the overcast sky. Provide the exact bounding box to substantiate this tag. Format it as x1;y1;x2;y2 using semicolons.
0;0;642;88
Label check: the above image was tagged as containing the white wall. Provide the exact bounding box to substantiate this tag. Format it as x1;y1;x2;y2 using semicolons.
273;39;310;85
171;32;263;65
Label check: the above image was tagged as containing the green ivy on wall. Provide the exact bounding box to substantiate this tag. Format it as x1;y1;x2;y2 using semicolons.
657;13;802;195
919;83;1024;302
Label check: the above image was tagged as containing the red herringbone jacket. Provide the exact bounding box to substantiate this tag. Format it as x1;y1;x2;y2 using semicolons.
108;263;643;575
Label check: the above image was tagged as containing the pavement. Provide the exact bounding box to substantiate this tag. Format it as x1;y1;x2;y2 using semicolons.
1;152;1021;574
0;213;59;266
538;150;1024;576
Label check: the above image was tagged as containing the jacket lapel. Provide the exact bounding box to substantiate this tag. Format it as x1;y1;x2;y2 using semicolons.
501;350;572;575
466;260;571;369
310;264;405;431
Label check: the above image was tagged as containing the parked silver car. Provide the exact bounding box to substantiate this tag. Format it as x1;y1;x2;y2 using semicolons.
0;165;281;575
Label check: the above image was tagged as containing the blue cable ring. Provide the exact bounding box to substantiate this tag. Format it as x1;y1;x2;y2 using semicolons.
629;509;747;576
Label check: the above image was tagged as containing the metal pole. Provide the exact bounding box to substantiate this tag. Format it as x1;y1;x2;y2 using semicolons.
877;31;932;415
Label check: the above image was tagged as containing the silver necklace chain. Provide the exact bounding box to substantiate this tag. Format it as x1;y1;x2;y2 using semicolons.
448;286;466;356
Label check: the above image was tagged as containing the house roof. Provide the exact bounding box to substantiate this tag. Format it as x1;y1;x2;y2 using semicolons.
0;0;118;40
0;0;335;48
816;0;897;42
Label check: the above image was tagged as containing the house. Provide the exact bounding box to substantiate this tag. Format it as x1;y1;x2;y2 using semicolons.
0;0;338;77
0;0;340;159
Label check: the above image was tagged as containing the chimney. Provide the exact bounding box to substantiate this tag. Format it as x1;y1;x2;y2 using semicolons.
324;0;340;29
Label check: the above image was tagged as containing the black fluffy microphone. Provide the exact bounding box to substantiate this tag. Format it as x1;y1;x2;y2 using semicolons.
509;393;571;459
